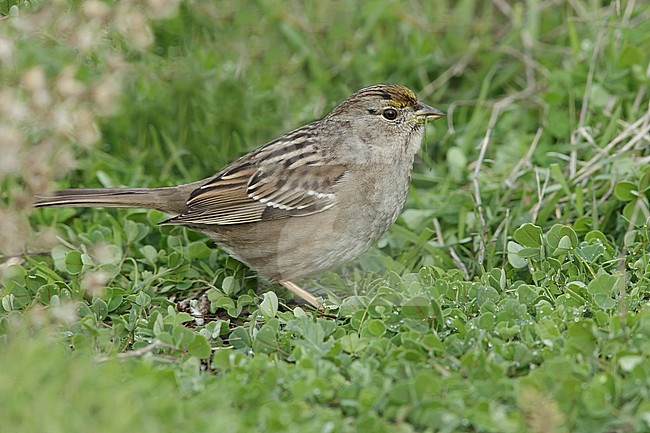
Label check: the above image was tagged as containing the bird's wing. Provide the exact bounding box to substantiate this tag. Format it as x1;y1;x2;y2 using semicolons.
161;136;347;226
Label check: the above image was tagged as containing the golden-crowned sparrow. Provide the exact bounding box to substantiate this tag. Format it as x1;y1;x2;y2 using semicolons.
35;84;444;308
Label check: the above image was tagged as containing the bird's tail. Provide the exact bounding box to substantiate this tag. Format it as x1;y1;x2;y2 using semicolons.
34;182;202;215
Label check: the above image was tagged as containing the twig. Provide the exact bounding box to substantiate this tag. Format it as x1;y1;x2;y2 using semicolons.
573;119;650;184
569;3;613;177
616;0;637;53
521;30;536;89
420;39;480;100
442;98;474;137
501;46;550;81
94;340;171;363
491;0;513;18
573;110;650;183
531;167;550;224
596;175;617;208
618;195;645;327
504;127;544;188
432;217;469;279
484;207;510;269
631;63;649;114
473;86;537;265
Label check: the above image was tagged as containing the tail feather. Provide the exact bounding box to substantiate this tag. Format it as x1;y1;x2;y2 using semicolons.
34;182;203;215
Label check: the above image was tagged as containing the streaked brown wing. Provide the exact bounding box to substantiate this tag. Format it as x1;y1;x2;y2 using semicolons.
162;162;347;226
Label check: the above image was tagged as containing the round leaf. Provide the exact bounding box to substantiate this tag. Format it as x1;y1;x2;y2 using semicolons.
65;251;83;275
514;223;543;247
614;181;636;201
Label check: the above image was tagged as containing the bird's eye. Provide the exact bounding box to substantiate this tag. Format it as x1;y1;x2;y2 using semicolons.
382;108;398;120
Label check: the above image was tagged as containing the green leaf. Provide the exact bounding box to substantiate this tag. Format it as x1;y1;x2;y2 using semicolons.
517;247;541;259
365;319;386;337
164;312;193;326
188;334;211;359
566;320;597;356
65;251;83;275
402;295;432;319
1;264;26;287
430;296;444;329
477;312;495;330
576;244;604;262
574;216;591;233
516;284;537;305
252;321;279;354
640;168;650;192
618;45;643;68
623;201;648;226
134;291;151;307
585;230;609;245
106;289;124;311
614;181;637;201
552;235;573;257
582;373;615;415
157;331;173;346
259;291;278;319
592;293;616;310
545;224;577;252
618;355;643;372
547;108;570;138
339;333;368;353
35;284;60;305
476;285;500;306
513;223;543;247
172;324;195;349
167;251;183;268
187;241;211;259
550;163;572;196
221;276;239;296
214;297;236;311
51;245;69;272
589;83;612;108
587;273;618;296
507;242;528;268
124;220;147;244
92;297;109;320
140;245;158;264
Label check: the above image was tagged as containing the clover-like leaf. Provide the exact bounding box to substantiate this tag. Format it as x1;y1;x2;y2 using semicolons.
614;181;637;201
507;241;528;268
188;334;211;359
514;223;543;247
259;291;278;319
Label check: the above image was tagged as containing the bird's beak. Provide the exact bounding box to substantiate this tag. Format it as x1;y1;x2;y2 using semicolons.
414;102;444;124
